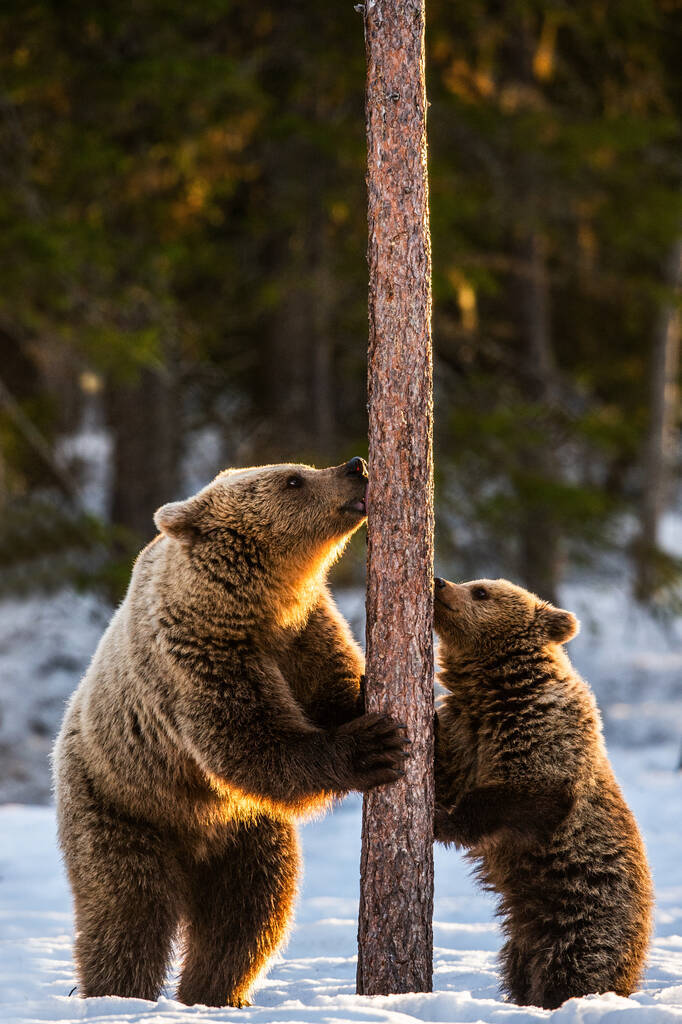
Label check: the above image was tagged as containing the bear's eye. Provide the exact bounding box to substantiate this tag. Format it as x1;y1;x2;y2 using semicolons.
286;475;303;489
471;586;489;601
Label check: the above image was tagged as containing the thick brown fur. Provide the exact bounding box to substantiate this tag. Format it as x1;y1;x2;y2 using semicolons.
53;459;408;1007
433;577;653;1010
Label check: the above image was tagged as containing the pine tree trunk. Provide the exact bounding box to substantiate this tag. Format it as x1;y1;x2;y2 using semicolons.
357;0;435;997
636;237;682;599
107;363;180;542
511;26;562;605
517;229;561;605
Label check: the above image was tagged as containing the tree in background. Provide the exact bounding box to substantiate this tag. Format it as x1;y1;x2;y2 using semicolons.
636;239;682;600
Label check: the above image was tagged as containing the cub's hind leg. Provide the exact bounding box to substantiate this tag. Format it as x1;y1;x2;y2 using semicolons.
177;815;299;1007
526;931;614;1010
500;938;531;1006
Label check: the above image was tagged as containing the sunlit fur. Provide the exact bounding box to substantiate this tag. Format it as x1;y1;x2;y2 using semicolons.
53;460;407;1007
433;577;653;1010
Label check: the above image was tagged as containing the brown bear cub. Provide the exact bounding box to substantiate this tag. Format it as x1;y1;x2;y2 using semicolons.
433;577;653;1010
53;459;409;1008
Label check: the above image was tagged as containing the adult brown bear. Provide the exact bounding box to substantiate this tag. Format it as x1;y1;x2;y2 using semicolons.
53;459;407;1007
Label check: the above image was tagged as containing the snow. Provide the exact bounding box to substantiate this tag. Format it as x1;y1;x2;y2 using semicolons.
2;742;682;1024
0;589;109;805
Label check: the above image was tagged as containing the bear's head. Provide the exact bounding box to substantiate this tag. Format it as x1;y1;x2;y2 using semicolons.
153;459;368;622
433;577;579;659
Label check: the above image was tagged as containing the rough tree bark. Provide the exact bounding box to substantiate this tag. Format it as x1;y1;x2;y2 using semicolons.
357;0;435;997
636;236;682;600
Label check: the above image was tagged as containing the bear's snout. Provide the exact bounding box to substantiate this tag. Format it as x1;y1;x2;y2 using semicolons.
433;577;461;614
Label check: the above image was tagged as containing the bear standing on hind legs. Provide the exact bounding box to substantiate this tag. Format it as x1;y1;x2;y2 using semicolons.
53;458;409;1007
432;577;653;1010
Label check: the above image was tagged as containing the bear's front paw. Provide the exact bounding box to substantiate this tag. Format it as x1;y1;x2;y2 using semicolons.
334;713;410;792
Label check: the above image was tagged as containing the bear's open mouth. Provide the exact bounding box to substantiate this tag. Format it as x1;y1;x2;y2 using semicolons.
343;496;367;515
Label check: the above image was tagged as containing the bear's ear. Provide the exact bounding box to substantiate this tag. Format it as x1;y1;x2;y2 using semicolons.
538;604;579;644
154;498;201;545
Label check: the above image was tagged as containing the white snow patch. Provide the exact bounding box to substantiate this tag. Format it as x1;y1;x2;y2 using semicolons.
0;589;109;804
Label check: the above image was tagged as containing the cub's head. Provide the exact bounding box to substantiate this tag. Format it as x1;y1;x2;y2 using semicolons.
433;577;579;659
154;457;368;564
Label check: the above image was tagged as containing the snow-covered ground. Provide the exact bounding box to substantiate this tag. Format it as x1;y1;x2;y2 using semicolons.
2;742;682;1024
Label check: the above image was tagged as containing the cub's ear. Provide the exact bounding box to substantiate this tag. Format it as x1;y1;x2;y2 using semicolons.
154;498;201;545
538;604;580;644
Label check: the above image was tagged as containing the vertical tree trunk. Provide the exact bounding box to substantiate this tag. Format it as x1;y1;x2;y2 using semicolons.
357;0;435;997
636;237;682;599
107;362;181;542
311;224;336;457
517;229;561;605
511;24;562;605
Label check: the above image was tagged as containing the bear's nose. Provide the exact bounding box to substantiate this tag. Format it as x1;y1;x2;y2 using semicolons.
345;456;368;479
434;577;447;589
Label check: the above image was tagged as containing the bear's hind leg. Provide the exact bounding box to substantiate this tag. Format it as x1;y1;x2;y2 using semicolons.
499;938;531;1005
177;816;299;1007
65;811;181;1000
527;942;606;1010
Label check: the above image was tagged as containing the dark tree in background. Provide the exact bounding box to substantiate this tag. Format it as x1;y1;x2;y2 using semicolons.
356;0;434;996
636;236;682;600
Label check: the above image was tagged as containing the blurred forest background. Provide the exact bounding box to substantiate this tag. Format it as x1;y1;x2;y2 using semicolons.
1;0;682;610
